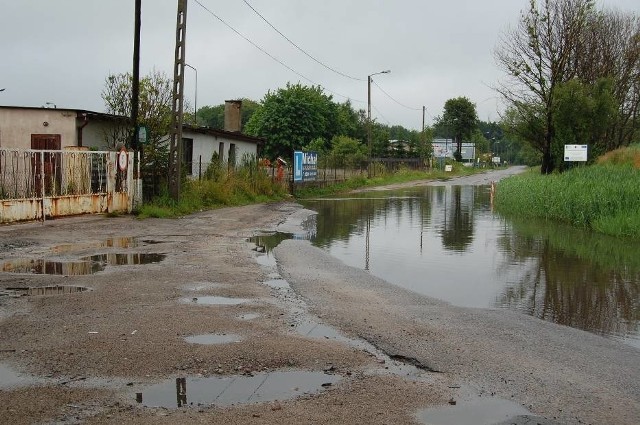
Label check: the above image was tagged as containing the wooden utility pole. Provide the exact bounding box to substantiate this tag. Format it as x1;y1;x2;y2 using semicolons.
168;0;188;201
131;0;141;150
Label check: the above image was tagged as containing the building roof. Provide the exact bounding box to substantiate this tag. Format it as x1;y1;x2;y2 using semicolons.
183;124;265;145
0;105;130;123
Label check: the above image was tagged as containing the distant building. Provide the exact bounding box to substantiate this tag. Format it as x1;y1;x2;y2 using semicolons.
432;138;475;161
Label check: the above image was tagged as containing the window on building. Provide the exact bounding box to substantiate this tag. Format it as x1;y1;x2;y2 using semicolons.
182;138;193;175
229;143;236;168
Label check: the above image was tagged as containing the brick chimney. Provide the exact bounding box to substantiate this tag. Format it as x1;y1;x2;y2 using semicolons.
224;100;242;133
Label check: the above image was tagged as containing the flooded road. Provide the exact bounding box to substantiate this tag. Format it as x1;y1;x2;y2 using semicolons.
297;181;639;348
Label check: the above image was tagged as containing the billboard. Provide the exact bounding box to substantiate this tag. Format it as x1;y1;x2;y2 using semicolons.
293;151;318;182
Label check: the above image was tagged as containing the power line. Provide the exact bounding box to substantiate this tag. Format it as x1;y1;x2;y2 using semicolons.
242;0;364;82
372;79;422;111
193;0;363;102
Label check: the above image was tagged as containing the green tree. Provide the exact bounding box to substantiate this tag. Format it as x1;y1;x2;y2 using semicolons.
244;83;338;159
329;135;367;169
197;98;260;130
552;78;617;168
494;0;640;173
102;69;173;198
438;97;478;161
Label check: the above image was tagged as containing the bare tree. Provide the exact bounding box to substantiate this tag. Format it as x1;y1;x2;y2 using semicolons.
495;0;596;174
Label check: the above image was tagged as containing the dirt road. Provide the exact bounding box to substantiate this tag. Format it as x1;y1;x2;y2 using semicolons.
1;167;638;424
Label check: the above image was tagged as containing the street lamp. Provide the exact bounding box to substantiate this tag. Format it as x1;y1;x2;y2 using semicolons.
367;69;390;169
185;63;198;125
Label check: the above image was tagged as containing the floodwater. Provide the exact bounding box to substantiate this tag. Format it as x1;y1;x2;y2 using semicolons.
290;184;640;349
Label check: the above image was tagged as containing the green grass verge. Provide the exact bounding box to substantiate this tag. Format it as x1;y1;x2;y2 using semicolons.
496;164;640;239
137;173;289;219
295;164;487;198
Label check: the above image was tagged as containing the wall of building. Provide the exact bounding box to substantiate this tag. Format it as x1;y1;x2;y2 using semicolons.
0;108;77;149
185;130;259;178
81;119;125;150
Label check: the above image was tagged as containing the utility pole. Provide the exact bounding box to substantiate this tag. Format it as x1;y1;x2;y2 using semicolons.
367;70;390;177
168;0;188;201
131;0;141;151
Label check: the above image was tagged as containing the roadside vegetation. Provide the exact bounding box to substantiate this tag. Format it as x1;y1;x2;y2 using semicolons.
496;145;640;239
137;157;288;218
295;162;483;198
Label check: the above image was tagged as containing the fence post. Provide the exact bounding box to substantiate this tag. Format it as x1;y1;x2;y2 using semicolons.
40;151;46;223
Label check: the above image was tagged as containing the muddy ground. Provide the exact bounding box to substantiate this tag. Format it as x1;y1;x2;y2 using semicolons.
0;167;638;425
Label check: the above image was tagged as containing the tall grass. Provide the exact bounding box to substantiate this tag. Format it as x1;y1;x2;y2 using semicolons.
137;157;288;218
496;163;640;238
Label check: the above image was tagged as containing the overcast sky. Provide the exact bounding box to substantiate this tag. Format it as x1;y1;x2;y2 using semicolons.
1;0;638;130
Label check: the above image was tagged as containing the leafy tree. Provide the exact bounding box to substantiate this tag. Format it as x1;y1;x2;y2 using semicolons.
197;104;225;129
438;97;478;161
328;135;367;169
495;0;639;173
102;70;173;198
552;78;617;168
244;83;338;160
197;98;260;130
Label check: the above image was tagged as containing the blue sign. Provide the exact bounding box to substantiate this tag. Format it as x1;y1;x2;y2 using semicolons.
293;151;318;182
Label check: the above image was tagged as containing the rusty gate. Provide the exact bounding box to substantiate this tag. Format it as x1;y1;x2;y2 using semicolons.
0;148;141;224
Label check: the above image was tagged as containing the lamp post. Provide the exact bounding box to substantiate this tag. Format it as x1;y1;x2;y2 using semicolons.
367;70;390;169
185;63;198;125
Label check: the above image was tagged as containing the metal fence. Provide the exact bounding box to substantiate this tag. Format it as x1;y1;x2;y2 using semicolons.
0;149;126;199
1;148;138;223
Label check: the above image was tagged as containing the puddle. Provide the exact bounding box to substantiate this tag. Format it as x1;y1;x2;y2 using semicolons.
181;296;251;306
81;253;165;266
0;364;45;389
8;285;89;296
1;253;165;276
237;313;261;321
255;253;276;267
263;279;290;290
249;233;294;255
139;371;340;408
1;259;103;275
416;397;533;425
52;237;140;253
184;333;243;345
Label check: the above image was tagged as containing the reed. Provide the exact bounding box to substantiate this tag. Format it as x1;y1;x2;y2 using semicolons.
496;163;640;238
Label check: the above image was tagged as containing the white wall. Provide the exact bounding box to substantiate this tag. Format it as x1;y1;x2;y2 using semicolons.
0;108;77;148
184;130;259;178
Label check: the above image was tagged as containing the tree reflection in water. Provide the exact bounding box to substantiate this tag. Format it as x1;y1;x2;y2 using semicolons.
299;186;639;346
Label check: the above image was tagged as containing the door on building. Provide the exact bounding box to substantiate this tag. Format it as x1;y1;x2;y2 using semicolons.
31;134;62;196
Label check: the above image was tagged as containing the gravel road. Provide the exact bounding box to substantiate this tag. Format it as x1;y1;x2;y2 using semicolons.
0;167;637;424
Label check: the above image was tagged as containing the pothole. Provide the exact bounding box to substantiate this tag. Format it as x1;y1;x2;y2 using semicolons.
7;285;89;296
138;371;340;408
1;259;102;275
416;397;536;425
180;296;251;306
81;253;165;266
1;253;166;275
263;279;290;290
183;333;243;345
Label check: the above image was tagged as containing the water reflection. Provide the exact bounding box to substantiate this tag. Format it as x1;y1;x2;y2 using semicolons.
300;186;640;347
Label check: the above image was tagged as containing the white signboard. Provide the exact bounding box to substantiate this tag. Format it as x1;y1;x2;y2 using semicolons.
564;145;588;162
